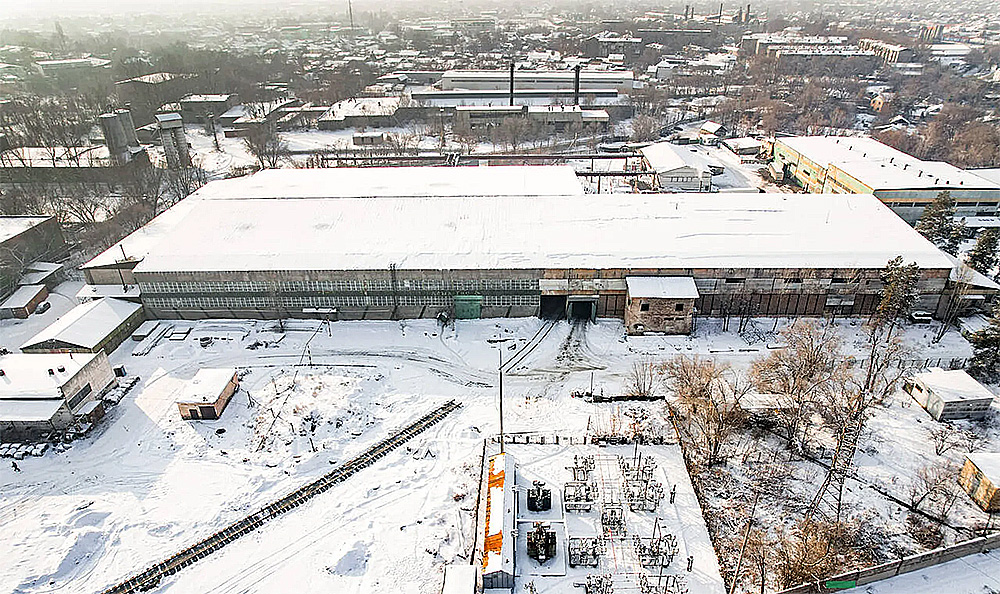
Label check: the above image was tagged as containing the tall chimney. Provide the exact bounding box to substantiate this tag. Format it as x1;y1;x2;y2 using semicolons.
746;3;751;23
718;3;724;23
573;64;581;106
509;61;515;107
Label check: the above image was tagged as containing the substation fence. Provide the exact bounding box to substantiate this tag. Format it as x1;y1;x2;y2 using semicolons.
777;532;1000;593
96;399;462;594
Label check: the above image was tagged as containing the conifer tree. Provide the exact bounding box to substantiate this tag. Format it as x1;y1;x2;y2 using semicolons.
915;191;965;255
964;228;1000;276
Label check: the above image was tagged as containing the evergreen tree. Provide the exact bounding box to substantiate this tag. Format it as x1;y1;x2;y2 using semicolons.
969;304;1000;377
873;256;921;332
915;190;966;255
964;228;1000;276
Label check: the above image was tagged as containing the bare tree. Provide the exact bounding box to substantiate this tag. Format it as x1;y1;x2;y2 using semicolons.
625;359;658;399
243;122;288;169
663;356;749;466
929;425;963;456
751;320;850;451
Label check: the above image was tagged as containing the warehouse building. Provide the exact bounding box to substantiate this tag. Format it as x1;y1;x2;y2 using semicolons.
75;166;970;330
772;136;1000;224
21;298;144;355
0;216;67;300
0;352;116;439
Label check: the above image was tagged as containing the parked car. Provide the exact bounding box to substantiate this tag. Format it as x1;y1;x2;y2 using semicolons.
909;310;933;324
35;301;51;314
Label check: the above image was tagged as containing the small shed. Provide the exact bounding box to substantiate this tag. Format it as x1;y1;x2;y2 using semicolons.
721;137;763;157
18;261;62;289
959;453;1000;512
903;368;995;421
624;276;699;335
176;368;239;420
0;284;48;319
21;297;144;355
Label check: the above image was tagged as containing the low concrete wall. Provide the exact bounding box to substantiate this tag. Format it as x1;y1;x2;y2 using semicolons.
778;533;1000;593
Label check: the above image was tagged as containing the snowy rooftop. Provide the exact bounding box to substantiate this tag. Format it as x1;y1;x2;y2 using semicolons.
0;398;65;422
912;368;996;403
82;166;583;270
967;453;1000;484
777;136;1000;191
177;368;237;405
0;352;97;400
0;216;51;244
131;192;955;274
640;142;717;175
626;276;699;299
318;97;401;121
0;284;46;310
482;452;515;578
21;298;142;351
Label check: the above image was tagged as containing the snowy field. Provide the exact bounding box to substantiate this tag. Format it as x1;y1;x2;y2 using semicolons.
2;292;999;594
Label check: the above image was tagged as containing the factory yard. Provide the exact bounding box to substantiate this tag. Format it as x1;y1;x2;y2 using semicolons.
0;299;998;594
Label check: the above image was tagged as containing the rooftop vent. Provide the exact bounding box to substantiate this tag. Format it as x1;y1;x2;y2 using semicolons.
57;365;65;373
0;369;5;376
48;369;55;376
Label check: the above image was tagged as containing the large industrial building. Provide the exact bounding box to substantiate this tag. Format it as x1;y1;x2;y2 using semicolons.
772;136;1000;225
77;165;985;333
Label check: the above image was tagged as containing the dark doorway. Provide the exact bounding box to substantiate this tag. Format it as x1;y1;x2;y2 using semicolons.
199;405;218;420
540;295;567;319
569;299;596;321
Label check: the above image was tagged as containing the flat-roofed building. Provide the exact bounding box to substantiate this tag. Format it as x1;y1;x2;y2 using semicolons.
176;368;239;421
0;352;116;438
904;368;995;421
440;69;633;93
772;136;1000;224
75;166;966;328
960;453;1000;512
481;453;515;591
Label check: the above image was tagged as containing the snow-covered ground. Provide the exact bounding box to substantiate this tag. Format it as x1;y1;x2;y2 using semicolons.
2;297;998;594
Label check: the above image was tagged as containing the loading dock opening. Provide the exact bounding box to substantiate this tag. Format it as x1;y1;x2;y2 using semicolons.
540;295;567;319
567;296;597;321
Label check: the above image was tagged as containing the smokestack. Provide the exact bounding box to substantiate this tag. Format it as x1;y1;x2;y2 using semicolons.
509;61;515;107
746;3;751;23
718;3;724;23
573;64;581;106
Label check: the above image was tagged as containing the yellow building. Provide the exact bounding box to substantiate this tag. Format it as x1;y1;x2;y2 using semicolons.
959;453;1000;512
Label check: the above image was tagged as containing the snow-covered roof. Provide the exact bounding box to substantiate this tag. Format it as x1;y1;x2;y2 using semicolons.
640;142;714;175
0;398;64;422
21;298;142;351
967;452;1000;484
912;368;995;404
176;368;237;405
1;284;46;310
132;192;955;274
971;169;1000;186
82;166;583;271
626;276;699;299
776;136;1000;191
0;216;51;244
482;452;515;578
0;353;97;400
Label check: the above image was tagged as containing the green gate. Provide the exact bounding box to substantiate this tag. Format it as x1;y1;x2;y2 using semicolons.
453;295;484;319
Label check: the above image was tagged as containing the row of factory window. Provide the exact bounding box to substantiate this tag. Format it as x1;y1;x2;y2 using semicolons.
141;278;538;294
143;294;539;309
884;201;999;209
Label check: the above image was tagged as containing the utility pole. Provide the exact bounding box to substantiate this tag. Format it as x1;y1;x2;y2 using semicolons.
729;488;762;594
499;348;505;453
